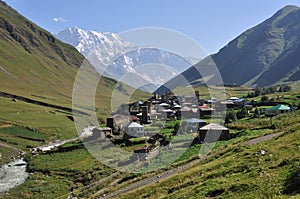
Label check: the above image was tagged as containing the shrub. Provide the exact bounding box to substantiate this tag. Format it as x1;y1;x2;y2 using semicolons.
236;107;248;119
254;107;260;118
225;110;237;123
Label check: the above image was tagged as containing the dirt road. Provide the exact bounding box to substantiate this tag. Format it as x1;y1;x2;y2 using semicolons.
247;132;283;145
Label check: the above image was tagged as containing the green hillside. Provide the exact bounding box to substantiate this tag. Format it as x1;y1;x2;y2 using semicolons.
109;110;300;199
0;1;83;105
0;1;149;114
214;5;300;87
0;0;150;164
1;1;300;198
1;93;298;198
156;5;300;94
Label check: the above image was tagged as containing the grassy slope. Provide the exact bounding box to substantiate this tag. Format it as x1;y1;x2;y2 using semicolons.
0;1;150;109
172;85;252;101
0;0;150;134
0;0;150;171
115;111;300;198
0;97;76;138
3;141;118;199
161;5;300;90
0;1;82;105
3;108;298;199
1;2;299;198
0;95;78;165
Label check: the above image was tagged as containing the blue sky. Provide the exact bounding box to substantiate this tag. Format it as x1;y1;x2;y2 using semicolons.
4;0;300;54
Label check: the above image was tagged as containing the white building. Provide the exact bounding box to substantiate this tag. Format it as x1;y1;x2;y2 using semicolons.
125;122;145;137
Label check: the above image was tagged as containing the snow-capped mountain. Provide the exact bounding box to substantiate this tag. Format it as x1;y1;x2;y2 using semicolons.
55;27;196;92
106;48;193;86
56;27;134;67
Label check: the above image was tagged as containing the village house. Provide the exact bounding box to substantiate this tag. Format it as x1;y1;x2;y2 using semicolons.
106;114;130;134
92;127;112;139
81;126;112;142
265;104;290;116
186;118;207;132
198;123;230;143
180;107;200;119
125;122;145;137
219;100;234;109
149;110;163;121
199;104;215;117
232;98;247;107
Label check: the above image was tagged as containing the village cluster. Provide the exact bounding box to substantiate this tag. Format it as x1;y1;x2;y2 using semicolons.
86;91;292;154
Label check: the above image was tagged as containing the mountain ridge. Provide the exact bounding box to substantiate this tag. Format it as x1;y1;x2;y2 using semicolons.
56;27;196;92
214;4;300;86
155;5;300;94
0;0;129;111
56;27;134;67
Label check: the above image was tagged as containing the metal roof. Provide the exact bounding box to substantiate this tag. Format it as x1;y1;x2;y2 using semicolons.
200;123;228;131
127;122;143;128
265;104;290;111
186;118;206;123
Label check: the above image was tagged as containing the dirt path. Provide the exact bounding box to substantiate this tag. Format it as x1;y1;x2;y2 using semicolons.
247;132;283;145
97;131;284;198
0;124;12;129
97;158;203;199
0;141;20;152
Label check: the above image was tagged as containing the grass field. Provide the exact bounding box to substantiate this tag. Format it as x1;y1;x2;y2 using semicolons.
1;2;299;198
4;111;297;199
4;140;118;199
114;110;300;198
0;96;77;140
0;95;78;164
0;84;299;198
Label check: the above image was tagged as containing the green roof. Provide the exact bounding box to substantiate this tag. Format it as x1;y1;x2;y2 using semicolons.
265;104;290;111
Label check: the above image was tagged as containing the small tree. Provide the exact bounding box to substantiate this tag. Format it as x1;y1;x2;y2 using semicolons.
236;107;248;119
247;91;255;98
261;95;269;103
279;85;292;92
283;85;292;92
254;87;262;96
254;107;261;118
225;110;237;123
